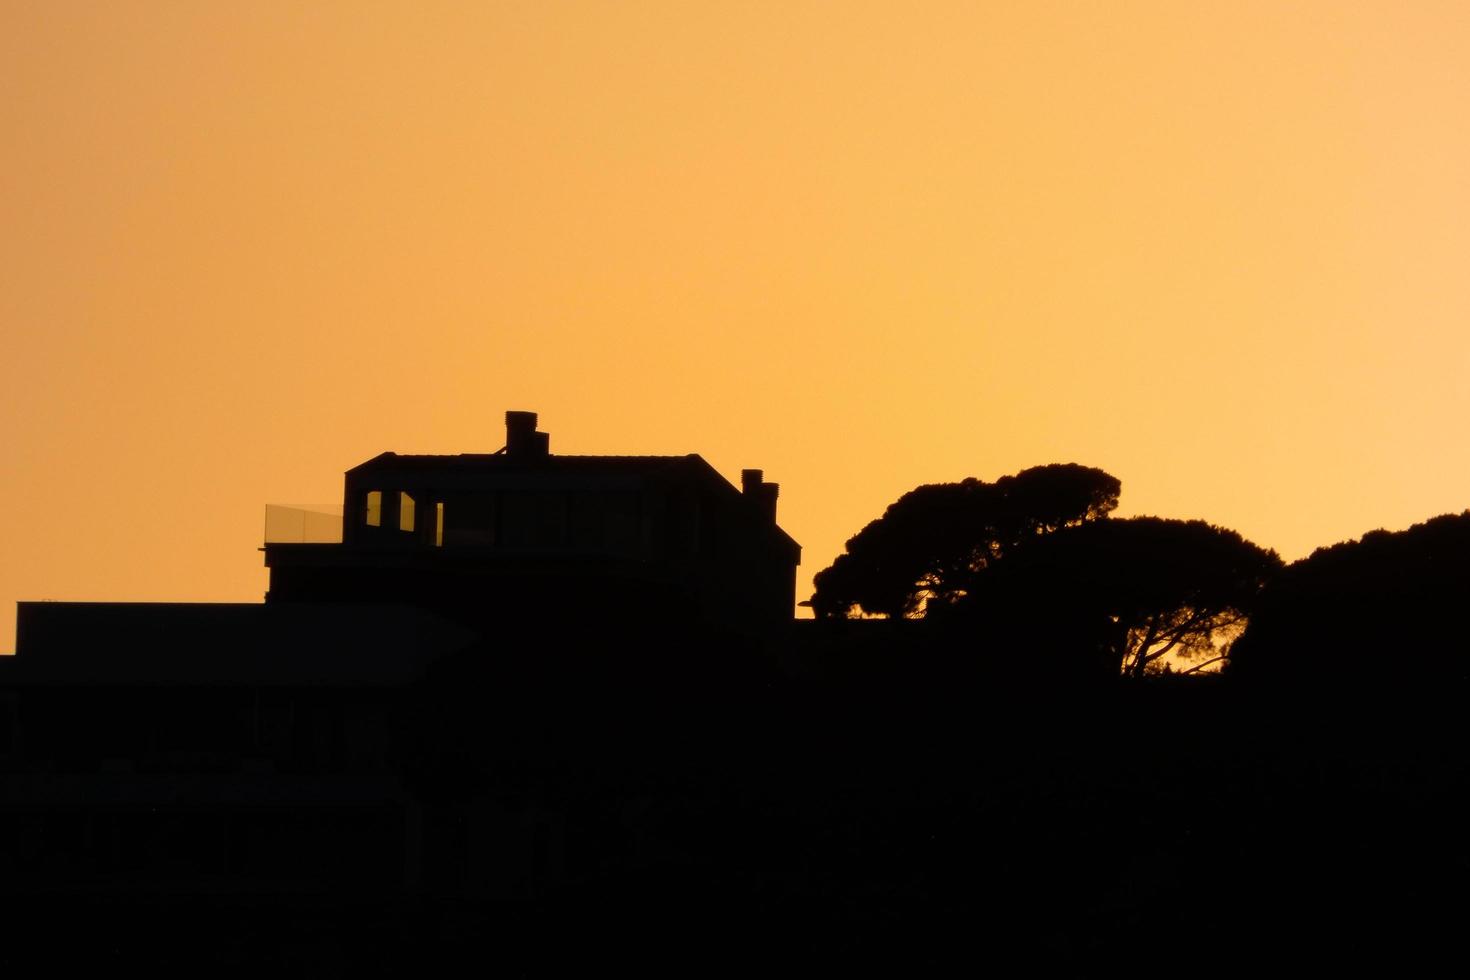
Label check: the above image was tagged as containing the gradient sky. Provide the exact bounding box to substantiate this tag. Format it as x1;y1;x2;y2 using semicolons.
4;2;1469;650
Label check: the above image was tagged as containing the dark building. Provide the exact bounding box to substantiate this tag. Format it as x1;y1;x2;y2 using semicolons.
0;602;474;902
0;412;802;936
265;411;801;630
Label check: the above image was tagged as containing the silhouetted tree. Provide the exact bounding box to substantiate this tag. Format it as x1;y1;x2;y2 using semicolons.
950;516;1282;677
808;464;1121;618
1229;511;1470;687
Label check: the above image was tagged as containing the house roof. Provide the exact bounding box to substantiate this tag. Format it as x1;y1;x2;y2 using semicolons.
348;451;706;476
346;451;800;551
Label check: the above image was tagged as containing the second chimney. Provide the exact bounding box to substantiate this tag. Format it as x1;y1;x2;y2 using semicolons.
742;468;779;525
505;411;549;458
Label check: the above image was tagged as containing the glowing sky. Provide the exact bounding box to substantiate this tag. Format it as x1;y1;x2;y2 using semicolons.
4;2;1470;649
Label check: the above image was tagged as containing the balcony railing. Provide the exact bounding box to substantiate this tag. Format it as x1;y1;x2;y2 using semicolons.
264;504;343;544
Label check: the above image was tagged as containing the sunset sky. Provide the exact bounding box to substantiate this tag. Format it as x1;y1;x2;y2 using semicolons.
4;2;1470;649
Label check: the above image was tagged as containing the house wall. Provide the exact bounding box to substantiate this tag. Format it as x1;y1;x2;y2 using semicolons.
289;466;798;630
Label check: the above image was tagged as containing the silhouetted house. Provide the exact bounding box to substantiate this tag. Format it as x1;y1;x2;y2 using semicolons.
0;412;800;918
264;411;801;631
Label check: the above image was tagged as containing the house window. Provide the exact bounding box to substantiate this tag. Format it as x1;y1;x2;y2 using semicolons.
435;502;444;547
365;491;382;527
399;492;415;533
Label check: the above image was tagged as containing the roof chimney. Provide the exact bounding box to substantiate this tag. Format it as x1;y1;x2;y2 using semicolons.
505;411;549;458
742;468;779;524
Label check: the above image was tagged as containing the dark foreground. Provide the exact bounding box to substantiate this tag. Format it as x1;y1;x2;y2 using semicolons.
3;636;1467;976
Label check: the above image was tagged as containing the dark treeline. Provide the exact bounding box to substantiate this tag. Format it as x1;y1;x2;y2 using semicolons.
809;463;1470;689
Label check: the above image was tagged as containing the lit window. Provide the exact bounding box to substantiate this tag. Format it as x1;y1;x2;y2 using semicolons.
435;502;444;547
365;491;382;527
399;492;415;533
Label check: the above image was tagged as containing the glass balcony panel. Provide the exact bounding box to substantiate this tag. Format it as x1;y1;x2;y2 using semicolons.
264;505;344;544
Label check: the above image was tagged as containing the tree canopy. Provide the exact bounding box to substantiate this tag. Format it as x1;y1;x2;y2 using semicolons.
948;516;1282;677
808;464;1121;619
1228;511;1470;687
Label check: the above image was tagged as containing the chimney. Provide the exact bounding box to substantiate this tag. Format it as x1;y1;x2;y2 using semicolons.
742;468;779;525
505;411;549;458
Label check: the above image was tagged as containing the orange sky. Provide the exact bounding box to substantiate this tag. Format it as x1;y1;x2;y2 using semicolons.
4;2;1470;650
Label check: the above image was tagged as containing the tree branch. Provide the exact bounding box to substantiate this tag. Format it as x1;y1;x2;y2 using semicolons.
1179;655;1228;675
